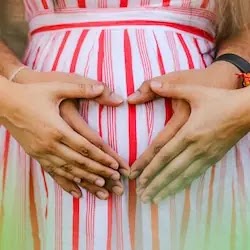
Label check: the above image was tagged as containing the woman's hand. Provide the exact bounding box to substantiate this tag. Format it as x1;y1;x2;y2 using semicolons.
13;69;130;199
128;64;245;202
1;78;124;199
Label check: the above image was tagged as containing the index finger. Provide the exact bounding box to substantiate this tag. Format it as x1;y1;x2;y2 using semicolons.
130;113;187;179
66;113;130;176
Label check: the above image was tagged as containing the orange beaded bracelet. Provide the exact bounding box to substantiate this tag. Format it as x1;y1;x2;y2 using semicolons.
237;73;250;87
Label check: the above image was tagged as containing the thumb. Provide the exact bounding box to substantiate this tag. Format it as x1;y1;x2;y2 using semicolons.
53;82;105;100
150;81;200;103
127;80;157;104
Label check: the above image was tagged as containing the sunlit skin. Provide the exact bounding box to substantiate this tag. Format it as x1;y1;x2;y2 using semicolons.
128;66;250;203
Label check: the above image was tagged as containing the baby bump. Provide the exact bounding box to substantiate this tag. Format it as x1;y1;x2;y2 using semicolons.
24;28;214;164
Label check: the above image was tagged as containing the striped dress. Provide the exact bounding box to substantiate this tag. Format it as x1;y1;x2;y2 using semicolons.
1;0;250;250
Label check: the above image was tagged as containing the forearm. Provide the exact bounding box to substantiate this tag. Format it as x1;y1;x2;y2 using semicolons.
0;40;24;79
0;76;16;123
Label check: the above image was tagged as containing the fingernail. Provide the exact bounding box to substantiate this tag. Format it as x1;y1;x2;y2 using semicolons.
111;172;120;181
73;177;81;184
110;162;119;170
141;196;150;203
95;179;105;187
150;81;162;88
129;171;140;180
112;186;124;196
96;191;109;200
127;91;141;101
71;191;81;198
110;92;124;103
92;84;104;93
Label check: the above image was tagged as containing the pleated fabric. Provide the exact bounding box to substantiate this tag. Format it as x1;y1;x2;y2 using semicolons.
1;1;250;250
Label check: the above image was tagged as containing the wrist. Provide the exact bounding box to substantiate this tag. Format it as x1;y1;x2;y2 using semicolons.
205;61;242;89
230;87;250;134
12;67;37;84
0;77;19;123
239;87;250;131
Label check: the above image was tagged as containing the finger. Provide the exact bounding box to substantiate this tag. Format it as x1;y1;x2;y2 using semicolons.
150;81;201;103
130;111;188;179
140;147;196;202
61;107;120;169
79;181;110;200
152;159;206;203
105;179;124;196
53;175;82;198
40;156;79;183
127;80;158;104
54;143;120;180
94;87;124;106
66;166;106;187
52;73;124;106
66;113;130;176
53;82;104;100
136;126;190;187
43;156;98;186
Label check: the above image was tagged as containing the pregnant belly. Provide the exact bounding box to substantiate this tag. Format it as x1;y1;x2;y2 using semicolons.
24;27;214;163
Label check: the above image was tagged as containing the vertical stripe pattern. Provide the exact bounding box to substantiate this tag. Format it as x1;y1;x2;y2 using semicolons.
1;1;250;250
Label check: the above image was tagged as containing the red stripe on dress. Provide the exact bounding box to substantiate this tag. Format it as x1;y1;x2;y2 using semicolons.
69;29;90;250
124;30;137;250
78;0;86;8
32;47;40;69
230;182;236;250
179;188;191;250
41;169;49;218
205;167;215;245
72;198;80;250
98;30;114;250
2;132;10;194
163;0;170;6
154;33;173;125
30;161;41;250
235;146;248;249
201;0;209;8
120;0;128;7
70;30;88;72
41;0;49;9
177;34;194;69
31;21;214;42
136;30;159;249
193;38;206;69
52;31;70;71
0;131;11;233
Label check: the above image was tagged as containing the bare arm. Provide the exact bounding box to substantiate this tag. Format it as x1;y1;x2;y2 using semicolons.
203;29;250;90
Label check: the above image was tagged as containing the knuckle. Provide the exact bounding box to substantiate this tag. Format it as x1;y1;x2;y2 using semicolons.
61;164;73;173
79;146;89;157
184;131;198;144
167;170;177;181
96;143;105;152
50;128;64;141
47;166;57;177
46;141;57;153
153;143;163;155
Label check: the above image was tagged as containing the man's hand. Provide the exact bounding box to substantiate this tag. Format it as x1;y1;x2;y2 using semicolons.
128;65;243;202
135;82;249;203
11;69;130;199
